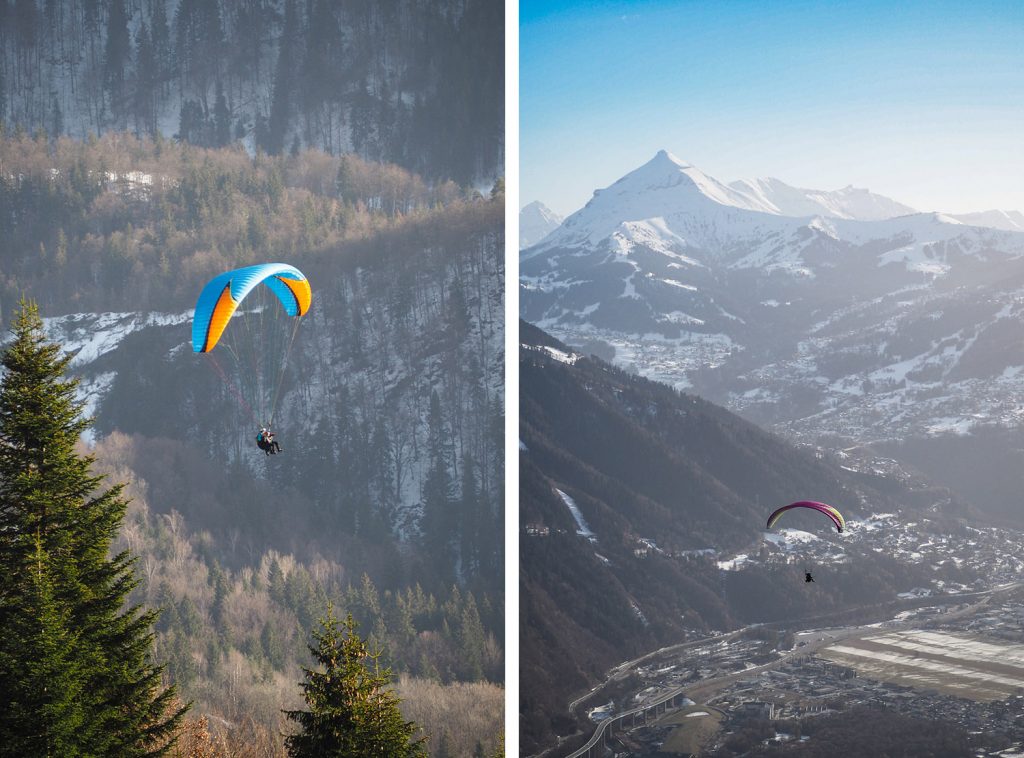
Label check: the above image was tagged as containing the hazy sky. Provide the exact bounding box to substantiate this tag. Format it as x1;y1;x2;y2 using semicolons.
521;0;1024;218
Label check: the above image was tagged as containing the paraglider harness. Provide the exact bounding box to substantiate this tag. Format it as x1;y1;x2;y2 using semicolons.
256;427;281;455
805;571;815;583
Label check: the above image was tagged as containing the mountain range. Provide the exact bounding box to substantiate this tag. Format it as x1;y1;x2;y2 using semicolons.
520;150;1024;522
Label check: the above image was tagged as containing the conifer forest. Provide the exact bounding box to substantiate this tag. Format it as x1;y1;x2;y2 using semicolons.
0;0;504;185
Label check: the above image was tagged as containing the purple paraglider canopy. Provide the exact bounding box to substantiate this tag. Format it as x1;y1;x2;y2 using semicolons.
766;501;844;533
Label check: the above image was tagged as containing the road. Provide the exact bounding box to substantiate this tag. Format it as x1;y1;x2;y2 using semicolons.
567;630;746;714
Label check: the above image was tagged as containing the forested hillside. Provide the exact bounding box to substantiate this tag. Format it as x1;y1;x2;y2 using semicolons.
0;0;503;184
0;131;504;754
95;432;502;756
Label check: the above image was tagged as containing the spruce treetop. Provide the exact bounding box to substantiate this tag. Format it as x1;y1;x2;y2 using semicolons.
0;299;88;462
284;604;427;757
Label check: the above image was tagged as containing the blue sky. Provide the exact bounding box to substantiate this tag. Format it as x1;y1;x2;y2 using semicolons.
521;0;1024;217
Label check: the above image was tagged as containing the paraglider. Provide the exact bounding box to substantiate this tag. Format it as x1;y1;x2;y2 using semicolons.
766;500;844;533
192;263;312;452
256;427;281;455
766;500;843;585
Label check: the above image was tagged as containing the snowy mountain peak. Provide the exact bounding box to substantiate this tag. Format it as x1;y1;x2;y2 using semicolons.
519;201;564;249
652;149;690;168
522;152;781;256
612;151;773;213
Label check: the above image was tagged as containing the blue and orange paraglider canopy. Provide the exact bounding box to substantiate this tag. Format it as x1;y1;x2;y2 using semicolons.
192;263;312;430
766;500;844;533
192;263;311;354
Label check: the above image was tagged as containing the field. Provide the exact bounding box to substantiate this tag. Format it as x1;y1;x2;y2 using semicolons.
655;706;724;755
820;630;1024;701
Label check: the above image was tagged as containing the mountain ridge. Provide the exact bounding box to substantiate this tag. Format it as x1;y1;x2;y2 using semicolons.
729;175;918;220
519;151;1024;509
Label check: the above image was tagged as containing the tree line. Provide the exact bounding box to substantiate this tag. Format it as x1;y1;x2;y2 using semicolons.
0;130;498;315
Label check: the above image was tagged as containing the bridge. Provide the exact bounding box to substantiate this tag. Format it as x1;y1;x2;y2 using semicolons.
566;686;692;758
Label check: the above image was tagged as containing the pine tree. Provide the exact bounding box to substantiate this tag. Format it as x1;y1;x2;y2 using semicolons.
264;0;300;155
49;95;63;138
458;592;486;682
214;81;231;147
134;21;158;136
268;557;287;604
150;0;172;96
284;605;427;757
421;390;455;576
104;0;131;122
459;451;480;577
0;300;187;754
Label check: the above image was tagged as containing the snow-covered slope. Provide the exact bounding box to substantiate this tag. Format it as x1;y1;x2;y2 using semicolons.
520;201;564;249
520;149;1024;444
39;311;192;442
729;177;917;220
950;209;1024;232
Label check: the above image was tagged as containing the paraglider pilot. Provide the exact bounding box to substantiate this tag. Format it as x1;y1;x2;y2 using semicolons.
257;427;281;455
805;572;815;583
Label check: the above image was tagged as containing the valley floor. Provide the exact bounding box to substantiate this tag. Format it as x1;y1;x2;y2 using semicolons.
552;583;1024;757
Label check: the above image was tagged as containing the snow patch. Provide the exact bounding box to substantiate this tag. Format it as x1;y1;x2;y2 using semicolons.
717;554;750;571
763;529;821;547
77;372;117;444
926;417;975;436
538;345;580;364
557;488;596;541
44;311;192;368
659;278;697;290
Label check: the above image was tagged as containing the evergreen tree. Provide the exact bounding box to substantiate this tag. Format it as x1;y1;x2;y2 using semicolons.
371;417;397;535
104;0;131;121
421;390;455;576
261;621;285;670
49;95;63;138
264;0;300;155
458;593;486;681
214;81;231;147
0;538;87;755
459;451;480;577
268;557;287;604
150;0;172;94
284;605;427;757
0;300;187;754
134;21;158;136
